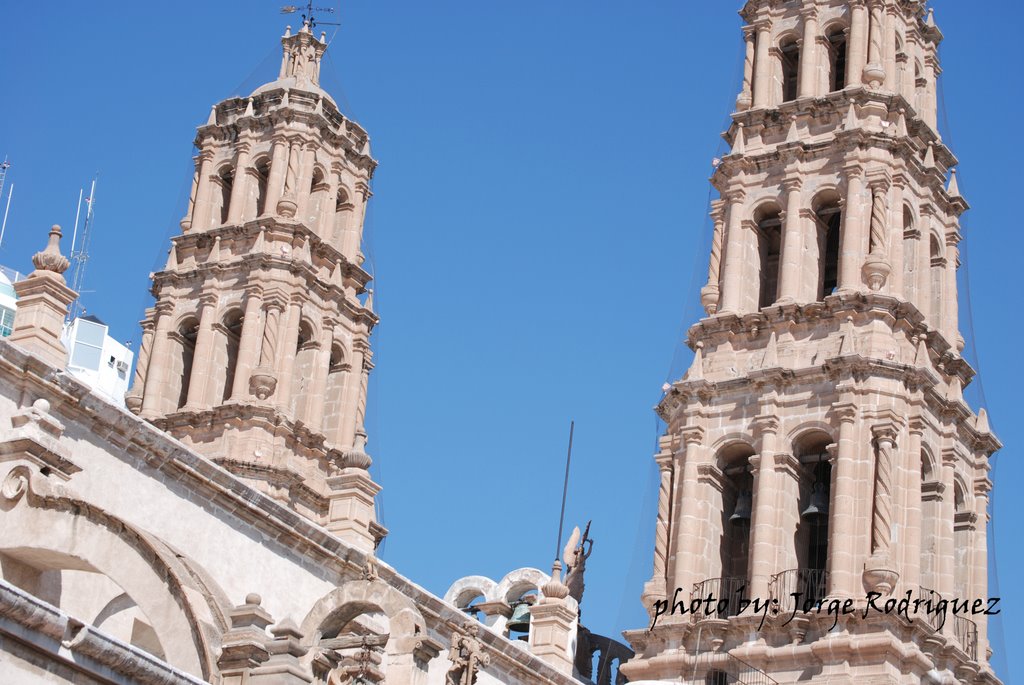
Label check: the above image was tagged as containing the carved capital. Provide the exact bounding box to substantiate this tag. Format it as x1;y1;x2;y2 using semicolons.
680;425;705;446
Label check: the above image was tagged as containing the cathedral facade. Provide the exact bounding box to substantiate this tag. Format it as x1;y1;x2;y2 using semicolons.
0;1;1004;685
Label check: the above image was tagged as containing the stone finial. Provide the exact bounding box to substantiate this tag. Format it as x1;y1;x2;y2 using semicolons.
342;430;372;470
947;168;961;197
541;560;569;601
31;225;70;275
762;332;778;368
976;408;991;434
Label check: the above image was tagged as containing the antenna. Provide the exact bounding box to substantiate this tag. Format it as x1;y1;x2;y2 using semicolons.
0;159;12;250
69;175;98;320
553;420;575;562
280;1;340;28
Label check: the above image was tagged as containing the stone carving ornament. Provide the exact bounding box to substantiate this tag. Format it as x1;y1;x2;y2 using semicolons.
446;626;489;685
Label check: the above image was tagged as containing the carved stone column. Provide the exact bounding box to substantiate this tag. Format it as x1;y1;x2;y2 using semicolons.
862;181;892;291
752;21;772;108
749;415;780;600
643;449;674;604
295;141;318;220
250;301;283;400
231;288;264;401
972;482;991;662
863;1;886;87
883;5;898;90
777;178;804;303
263;137;289;217
917;204;935;319
923;55;939;130
863;424;899;595
141;301;176;418
827;402;859;597
227;141;253;225
737;26;755;110
717;191;747;314
339;342;368;449
798;8;819;98
944;234;961;347
190;150;217;231
671;426;706;601
278;140;302;218
318;168;340;240
938;449;957;602
889;174;907;297
902;418;925;592
846;1;868;88
838;165;867;292
125;317;155;413
700;200;726;315
184;293;219;410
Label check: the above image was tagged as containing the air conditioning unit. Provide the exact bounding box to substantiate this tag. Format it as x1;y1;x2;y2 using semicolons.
116;361;129;373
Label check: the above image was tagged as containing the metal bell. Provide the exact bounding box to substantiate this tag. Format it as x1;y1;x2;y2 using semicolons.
730;490;752;523
801;482;830;520
507;601;532;633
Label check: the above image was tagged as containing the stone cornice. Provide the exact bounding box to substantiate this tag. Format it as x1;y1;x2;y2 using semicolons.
0;340;580;685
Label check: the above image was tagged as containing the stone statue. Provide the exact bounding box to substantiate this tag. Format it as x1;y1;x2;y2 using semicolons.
563;521;593;605
446;626;490;685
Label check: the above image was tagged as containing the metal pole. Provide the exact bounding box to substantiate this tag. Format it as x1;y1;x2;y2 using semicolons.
554;420;575;561
0;183;13;249
70;188;83;256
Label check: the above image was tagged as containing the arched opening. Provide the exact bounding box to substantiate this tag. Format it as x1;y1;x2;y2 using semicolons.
308;167;328;231
506;588;538;641
756;206;783;309
211;309;243;404
779;39;800;102
953;479;972;599
920;447;941;593
902;206;916;299
715;443;754;617
827;29;848;92
813;194;842;300
794;433;833;602
323;342;347;440
252;157;271;218
171;316;199;411
334;186;353;247
215;166;233;225
929;234;944;325
290;320;318;424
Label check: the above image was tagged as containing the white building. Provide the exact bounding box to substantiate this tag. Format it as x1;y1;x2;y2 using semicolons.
62;314;134;404
0;265;22;338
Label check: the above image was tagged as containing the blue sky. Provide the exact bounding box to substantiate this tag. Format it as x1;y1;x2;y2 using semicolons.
0;1;1019;679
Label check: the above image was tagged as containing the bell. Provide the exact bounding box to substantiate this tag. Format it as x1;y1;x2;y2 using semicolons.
801;483;830;520
729;491;752;523
506;601;532;634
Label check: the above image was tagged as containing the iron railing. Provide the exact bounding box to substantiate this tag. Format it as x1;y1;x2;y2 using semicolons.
690;651;778;685
916;586;945;632
769;569;828;615
691;577;750;620
575;626;633;685
953;615;978;661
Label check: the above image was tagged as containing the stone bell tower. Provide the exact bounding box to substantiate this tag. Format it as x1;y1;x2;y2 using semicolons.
125;21;385;551
622;2;1001;684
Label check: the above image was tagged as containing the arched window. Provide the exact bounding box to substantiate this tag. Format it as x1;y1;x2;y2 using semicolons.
210;309;243;405
929;235;944;325
756;207;783;309
171;317;199;411
780;39;800;102
334;187;353;247
953;480;972;599
827;29;847;92
308;167;328;230
323;343;348;440
253;158;271;218
920;448;941;592
795;434;833;602
710;443;754;618
814;196;842;300
216;166;233;225
290;320;318;424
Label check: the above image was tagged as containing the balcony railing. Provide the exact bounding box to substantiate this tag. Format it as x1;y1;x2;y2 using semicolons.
575;626;633;685
768;568;828;615
692;577;750;620
916;586;945;632
953;615;978;662
691;651;778;685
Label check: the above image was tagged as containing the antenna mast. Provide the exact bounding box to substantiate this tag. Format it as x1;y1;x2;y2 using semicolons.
69;176;98;320
0;158;12;249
